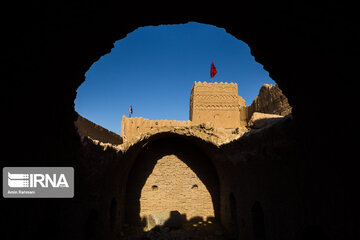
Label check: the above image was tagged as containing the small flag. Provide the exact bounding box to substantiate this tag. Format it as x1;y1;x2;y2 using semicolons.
130;105;133;114
210;61;217;78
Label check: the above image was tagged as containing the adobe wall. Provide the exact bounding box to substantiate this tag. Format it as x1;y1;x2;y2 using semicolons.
121;116;192;141
219;116;304;238
65;116;309;240
189;81;246;128
75;113;123;145
53;136;126;240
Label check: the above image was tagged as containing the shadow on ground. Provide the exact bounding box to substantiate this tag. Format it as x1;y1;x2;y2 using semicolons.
121;212;238;240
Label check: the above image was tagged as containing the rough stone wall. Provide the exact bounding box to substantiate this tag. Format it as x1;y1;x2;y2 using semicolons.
75;113;123;144
190;82;245;128
247;84;292;119
121;116;192;141
140;154;214;221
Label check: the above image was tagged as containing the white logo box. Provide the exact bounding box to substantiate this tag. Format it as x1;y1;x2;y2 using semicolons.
3;167;74;198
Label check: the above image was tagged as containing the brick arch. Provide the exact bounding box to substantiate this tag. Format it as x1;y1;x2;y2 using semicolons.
123;134;221;229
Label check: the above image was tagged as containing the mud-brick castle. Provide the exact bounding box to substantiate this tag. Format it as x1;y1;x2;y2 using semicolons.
120;81;291;141
73;80;292;232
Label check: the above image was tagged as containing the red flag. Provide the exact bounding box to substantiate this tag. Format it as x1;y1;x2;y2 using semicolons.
130;105;133;114
210;61;217;78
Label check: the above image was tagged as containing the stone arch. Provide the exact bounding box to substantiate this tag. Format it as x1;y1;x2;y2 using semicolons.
123;133;222;229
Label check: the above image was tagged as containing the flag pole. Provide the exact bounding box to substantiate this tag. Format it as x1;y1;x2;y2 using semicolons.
210;60;213;82
129;104;133;118
210;60;212;82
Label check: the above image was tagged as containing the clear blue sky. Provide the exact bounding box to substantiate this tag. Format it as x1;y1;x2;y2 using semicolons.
75;22;275;134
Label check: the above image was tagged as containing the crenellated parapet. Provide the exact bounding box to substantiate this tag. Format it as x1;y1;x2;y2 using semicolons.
191;81;239;96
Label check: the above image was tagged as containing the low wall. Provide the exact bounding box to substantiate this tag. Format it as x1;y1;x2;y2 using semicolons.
121;116;192;140
75;113;123;145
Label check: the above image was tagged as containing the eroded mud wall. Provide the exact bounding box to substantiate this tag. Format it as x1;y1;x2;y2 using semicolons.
75;113;123;144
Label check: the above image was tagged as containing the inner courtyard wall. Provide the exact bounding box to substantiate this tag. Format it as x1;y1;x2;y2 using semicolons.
68;116;310;240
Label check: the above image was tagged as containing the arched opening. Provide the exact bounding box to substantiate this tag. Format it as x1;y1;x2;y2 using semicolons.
124;136;220;232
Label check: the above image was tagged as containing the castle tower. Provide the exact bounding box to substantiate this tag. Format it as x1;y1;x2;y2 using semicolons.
189;81;246;128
